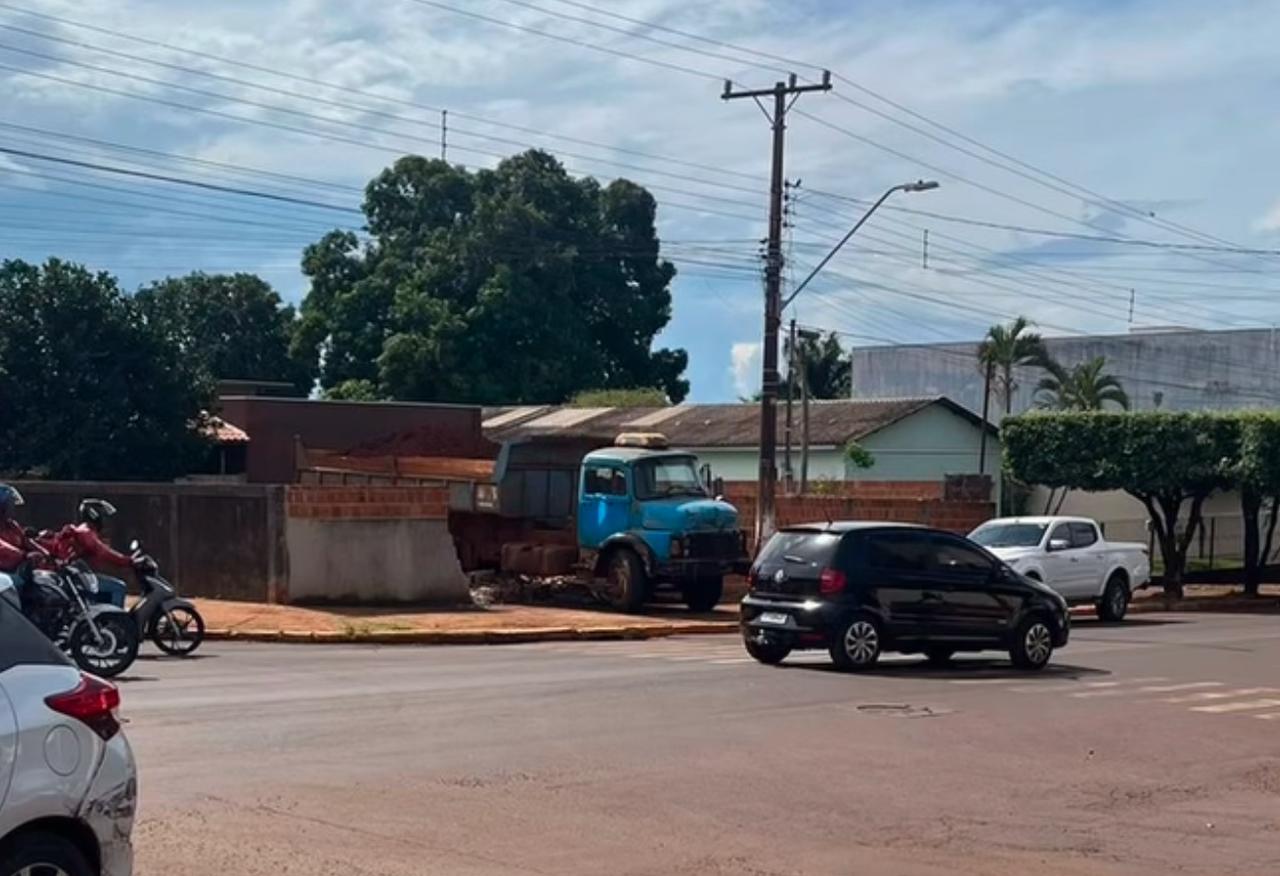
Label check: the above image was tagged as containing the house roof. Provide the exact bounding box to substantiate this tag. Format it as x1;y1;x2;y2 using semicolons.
482;396;995;448
203;415;250;444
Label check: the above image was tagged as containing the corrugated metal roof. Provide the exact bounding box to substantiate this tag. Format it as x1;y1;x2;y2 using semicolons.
484;397;990;448
481;406;546;429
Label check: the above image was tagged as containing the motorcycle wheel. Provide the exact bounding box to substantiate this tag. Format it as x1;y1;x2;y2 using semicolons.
68;615;139;679
153;606;205;657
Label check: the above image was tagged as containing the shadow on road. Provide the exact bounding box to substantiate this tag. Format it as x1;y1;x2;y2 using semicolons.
1073;616;1189;629
136;652;218;662
781;657;1109;682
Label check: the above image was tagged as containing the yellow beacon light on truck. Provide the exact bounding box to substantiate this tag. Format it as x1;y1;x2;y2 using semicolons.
615;433;670;450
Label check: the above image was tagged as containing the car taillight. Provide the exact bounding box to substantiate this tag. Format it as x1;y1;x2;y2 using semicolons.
45;674;121;741
819;568;846;595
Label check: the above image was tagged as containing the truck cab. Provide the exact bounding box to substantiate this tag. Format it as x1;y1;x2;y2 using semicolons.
578;434;747;612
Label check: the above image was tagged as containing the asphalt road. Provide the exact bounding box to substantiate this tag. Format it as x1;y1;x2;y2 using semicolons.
122;613;1280;875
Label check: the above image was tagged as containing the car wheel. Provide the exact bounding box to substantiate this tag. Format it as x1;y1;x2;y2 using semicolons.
924;647;955;666
682;576;723;613
0;832;94;876
830;613;882;671
1010;615;1055;670
744;635;791;666
1097;574;1130;623
604;549;648;612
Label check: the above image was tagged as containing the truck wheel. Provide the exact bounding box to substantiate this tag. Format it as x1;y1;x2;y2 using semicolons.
682;576;723;612
1097;574;1130;622
604;549;648;612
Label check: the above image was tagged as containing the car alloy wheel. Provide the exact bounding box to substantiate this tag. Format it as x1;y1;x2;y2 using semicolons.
1024;622;1052;666
11;864;75;876
843;620;880;665
1109;584;1128;619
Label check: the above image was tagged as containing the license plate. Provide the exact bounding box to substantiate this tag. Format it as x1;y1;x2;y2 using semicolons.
759;611;790;626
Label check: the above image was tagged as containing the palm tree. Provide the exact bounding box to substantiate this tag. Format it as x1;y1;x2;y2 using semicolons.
977;317;1048;417
1035;356;1130;411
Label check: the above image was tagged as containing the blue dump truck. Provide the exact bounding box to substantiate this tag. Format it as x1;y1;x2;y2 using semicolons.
449;433;749;612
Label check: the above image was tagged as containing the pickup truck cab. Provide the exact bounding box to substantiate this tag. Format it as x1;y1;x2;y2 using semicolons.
579;436;747;612
969;516;1150;621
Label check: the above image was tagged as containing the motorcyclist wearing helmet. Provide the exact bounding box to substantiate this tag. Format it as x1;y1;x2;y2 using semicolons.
43;499;134;608
0;484;38;572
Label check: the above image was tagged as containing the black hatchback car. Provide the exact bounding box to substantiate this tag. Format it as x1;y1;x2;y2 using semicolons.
740;523;1070;671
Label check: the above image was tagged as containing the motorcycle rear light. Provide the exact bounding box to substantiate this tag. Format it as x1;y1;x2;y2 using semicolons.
819;568;847;596
46;674;121;741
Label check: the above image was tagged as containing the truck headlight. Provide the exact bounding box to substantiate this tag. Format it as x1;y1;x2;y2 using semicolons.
670;537;685;558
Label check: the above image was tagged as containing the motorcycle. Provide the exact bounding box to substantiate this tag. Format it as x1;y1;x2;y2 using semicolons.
129;540;205;657
7;558;140;678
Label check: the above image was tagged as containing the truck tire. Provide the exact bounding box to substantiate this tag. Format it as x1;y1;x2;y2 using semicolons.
682;576;723;612
1097;573;1130;622
604;549;648;612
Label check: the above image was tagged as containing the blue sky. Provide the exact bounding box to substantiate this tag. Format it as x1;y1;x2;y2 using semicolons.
2;0;1278;401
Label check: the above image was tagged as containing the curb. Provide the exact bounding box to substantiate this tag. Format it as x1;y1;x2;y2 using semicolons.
204;620;740;645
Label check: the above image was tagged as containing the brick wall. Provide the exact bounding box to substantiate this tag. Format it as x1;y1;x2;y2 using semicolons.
726;487;994;551
286;486;449;520
724;480;945;500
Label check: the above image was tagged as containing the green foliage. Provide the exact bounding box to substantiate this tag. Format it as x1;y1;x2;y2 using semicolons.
785;331;851;400
1035;356;1130;411
843;441;876;470
136;272;314;395
293;151;689;404
0;259;212;480
324;379;383;401
569;387;668;408
977;317;1048;414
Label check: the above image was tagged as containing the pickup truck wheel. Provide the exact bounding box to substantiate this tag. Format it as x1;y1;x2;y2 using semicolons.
682;576;723;612
830;613;882;671
1098;574;1130;622
1010;615;1054;670
604;549;648;612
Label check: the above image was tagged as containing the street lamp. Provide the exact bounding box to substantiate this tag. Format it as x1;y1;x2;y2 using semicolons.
782;179;939;310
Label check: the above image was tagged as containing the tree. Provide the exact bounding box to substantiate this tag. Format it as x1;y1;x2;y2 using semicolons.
136;272;314;395
1003;412;1235;598
0;259;212;480
1232;413;1280;596
785;331;851;400
569;388;669;407
324;379;383;401
293;151;689;404
1035;356;1130;411
977;317;1048;417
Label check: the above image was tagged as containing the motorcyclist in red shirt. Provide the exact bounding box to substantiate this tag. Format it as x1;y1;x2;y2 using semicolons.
42;499;134;607
0;483;38;573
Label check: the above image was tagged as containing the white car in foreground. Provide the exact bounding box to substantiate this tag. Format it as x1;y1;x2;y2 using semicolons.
969;516;1151;622
0;588;136;876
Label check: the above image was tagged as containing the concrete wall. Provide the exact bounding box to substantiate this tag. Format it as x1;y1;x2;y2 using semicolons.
13;481;284;602
694;447;845;482
850;328;1280;415
284;486;468;604
286;518;468;603
859;403;1001;494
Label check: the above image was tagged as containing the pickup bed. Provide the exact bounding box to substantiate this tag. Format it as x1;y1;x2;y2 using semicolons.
969;516;1151;621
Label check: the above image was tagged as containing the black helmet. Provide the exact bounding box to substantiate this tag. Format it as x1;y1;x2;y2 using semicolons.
78;498;118;530
0;484;23;518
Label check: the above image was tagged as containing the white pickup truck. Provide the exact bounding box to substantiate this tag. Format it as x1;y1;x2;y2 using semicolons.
969;516;1151;621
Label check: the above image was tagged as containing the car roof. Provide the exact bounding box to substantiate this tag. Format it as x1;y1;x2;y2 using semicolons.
979;516;1096;526
778;521;929;535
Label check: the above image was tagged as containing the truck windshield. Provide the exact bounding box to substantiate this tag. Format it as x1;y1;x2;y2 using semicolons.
970;522;1048;548
634;457;708;500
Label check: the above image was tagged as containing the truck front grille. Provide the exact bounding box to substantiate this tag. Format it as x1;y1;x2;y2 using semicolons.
686;530;742;560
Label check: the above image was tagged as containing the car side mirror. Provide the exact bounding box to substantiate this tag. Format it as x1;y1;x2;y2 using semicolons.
1048;538;1070;552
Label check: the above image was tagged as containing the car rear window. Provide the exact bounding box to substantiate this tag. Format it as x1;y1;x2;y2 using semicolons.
0;598;69;673
757;530;842;570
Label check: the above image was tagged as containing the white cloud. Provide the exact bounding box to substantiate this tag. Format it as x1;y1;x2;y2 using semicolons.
1255;199;1280;233
730;342;761;398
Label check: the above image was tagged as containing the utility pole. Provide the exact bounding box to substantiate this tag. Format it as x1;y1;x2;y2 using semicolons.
783;318;797;495
723;71;831;545
441;109;448;161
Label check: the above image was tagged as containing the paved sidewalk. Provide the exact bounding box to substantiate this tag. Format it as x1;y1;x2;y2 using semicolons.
193;583;1277;645
195;598;739;644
